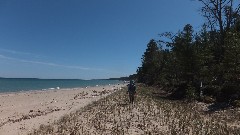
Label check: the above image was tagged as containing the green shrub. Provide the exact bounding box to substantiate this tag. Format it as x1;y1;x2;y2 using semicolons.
232;100;240;107
220;84;240;101
202;96;215;103
185;83;197;101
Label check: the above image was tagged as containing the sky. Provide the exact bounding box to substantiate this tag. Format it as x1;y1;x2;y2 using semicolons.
0;0;204;79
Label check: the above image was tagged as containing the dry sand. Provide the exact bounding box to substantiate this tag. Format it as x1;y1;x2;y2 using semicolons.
0;84;126;135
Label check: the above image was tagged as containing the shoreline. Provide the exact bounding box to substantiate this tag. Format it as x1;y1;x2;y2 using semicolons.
0;83;127;135
0;82;124;95
0;78;125;94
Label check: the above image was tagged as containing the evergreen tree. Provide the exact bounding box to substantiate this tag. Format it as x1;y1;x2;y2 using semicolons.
221;31;240;101
135;2;240;102
137;39;160;85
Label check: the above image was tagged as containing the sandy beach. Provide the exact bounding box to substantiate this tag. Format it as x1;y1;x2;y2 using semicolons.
28;85;240;135
0;84;126;135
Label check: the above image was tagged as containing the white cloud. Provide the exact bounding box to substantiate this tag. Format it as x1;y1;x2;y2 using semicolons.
0;54;103;71
0;48;33;55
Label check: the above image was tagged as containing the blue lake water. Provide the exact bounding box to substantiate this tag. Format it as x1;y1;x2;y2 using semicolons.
0;78;123;93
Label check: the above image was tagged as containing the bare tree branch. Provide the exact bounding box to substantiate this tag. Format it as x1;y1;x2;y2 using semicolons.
236;4;240;13
199;0;238;32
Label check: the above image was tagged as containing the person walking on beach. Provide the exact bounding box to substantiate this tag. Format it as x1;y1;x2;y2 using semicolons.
127;80;136;104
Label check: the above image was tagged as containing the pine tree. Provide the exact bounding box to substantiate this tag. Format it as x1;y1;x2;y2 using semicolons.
137;39;160;85
221;31;240;101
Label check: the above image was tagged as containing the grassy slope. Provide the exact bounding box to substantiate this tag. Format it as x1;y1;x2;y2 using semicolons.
29;85;240;135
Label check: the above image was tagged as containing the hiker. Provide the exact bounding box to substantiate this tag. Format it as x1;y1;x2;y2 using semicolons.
127;80;136;104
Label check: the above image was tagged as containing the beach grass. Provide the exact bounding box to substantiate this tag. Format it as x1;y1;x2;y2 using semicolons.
29;85;240;135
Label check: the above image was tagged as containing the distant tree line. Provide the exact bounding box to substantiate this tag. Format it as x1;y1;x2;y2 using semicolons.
136;0;240;103
109;74;137;81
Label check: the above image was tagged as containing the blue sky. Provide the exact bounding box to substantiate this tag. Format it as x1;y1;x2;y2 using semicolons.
0;0;204;79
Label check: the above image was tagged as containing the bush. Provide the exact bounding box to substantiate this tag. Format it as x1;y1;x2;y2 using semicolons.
220;84;240;102
203;85;221;97
202;96;215;104
169;83;187;99
185;83;197;101
232;100;240;107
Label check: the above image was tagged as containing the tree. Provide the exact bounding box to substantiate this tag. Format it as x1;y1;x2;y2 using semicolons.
199;0;240;61
223;32;240;84
172;24;197;84
137;39;160;85
199;0;240;33
135;0;240;103
220;30;240;101
171;24;202;99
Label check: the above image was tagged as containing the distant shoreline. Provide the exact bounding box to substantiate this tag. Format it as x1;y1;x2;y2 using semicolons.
0;77;127;80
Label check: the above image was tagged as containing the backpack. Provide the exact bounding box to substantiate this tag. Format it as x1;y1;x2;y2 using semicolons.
128;83;136;93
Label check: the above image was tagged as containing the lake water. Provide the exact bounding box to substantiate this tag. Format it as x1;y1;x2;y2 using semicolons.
0;78;123;93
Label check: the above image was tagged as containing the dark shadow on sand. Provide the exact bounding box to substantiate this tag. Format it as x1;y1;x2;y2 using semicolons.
206;102;231;113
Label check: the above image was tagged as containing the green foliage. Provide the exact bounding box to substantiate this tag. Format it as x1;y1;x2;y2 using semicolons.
232;100;240;107
224;32;240;83
137;39;160;85
202;96;215;104
136;0;240;102
137;23;240;102
185;83;197;101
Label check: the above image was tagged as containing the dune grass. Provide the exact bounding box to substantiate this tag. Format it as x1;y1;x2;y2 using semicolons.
29;85;240;135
